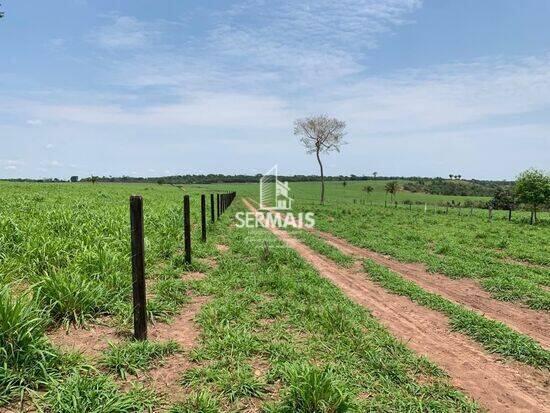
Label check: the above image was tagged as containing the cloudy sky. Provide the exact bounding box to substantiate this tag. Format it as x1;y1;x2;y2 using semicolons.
1;0;549;180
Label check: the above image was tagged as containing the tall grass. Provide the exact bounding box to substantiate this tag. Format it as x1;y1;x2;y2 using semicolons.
38;373;160;413
0;285;58;405
34;271;109;328
273;363;351;413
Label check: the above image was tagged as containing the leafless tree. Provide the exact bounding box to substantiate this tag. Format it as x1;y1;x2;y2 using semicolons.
294;115;346;204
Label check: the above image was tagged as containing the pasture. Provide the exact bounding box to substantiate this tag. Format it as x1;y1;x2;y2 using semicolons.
0;180;548;412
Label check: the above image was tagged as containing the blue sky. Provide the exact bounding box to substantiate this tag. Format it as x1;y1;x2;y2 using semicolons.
1;0;549;180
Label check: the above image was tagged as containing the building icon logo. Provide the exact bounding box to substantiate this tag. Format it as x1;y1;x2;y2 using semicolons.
259;165;293;210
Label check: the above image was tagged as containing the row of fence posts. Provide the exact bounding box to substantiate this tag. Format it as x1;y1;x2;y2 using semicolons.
129;191;236;340
356;198;514;222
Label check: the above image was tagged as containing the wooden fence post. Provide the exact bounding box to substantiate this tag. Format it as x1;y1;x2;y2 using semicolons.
184;195;191;264
217;194;220;219
201;194;206;242
210;194;215;223
130;195;147;341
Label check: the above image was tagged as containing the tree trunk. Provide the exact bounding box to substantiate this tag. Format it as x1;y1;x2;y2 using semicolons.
316;149;325;204
508;209;512;221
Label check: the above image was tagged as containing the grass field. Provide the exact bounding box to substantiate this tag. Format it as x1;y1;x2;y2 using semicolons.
0;180;548;411
242;181;550;310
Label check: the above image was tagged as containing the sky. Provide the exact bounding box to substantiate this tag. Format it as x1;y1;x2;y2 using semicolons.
1;0;549;180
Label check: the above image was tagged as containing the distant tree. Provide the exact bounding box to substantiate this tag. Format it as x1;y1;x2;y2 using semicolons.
70;176;79;183
342;181;347;187
384;181;400;202
449;174;454;180
363;185;374;195
91;176;98;184
294;115;347;204
456;174;462;180
514;168;550;224
373;172;378;179
490;187;516;220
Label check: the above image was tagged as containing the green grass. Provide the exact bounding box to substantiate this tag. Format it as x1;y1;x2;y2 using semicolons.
37;373;161;413
169;390;220;413
101;340;180;379
276;226;550;369
35;270;109;328
0;181;226;407
3;180;543;410
286;189;550;311
267;363;351;413
363;260;550;368
0;285;59;405
177;206;478;411
286;228;355;268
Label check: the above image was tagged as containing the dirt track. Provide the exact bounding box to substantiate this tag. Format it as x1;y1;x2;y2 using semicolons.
243;199;550;412
312;229;550;348
246;197;549;348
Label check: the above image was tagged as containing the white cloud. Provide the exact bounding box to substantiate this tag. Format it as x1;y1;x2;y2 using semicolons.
41;160;62;168
1;159;24;170
207;0;422;87
26;119;42;125
11;54;550;137
321;55;550;135
22;91;291;128
88;16;160;49
48;38;66;50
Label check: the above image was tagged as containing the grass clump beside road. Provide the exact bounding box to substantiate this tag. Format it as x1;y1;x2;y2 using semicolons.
169;390;220;413
101;340;180;379
363;260;550;368
38;373;160;413
269;363;351;413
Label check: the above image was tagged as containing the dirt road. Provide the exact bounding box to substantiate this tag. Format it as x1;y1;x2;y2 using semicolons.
243;198;550;412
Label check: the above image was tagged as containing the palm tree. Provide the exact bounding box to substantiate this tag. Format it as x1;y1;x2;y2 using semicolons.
456;174;462;180
373;172;378;179
449;174;454;180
